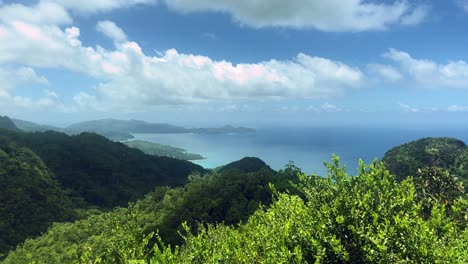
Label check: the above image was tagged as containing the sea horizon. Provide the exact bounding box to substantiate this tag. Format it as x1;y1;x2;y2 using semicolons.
131;124;468;175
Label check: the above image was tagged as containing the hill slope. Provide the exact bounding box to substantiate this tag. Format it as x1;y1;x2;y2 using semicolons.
0;140;75;255
382;137;468;186
0;130;206;208
0;116;20;131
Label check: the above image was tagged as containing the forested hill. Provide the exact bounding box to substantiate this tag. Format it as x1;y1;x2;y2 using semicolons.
382;137;468;186
0;142;76;255
0;116;20;132
0;129;206;208
2;136;468;263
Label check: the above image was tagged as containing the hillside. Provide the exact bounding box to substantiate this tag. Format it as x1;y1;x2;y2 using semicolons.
219;157;273;173
11;118;58;132
0;140;75;255
0;129;206;208
382;137;468;186
0;116;20;132
4;154;468;263
124;140;205;160
3;157;293;262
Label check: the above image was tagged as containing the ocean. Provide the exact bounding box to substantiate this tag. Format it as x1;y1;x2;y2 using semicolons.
132;125;468;176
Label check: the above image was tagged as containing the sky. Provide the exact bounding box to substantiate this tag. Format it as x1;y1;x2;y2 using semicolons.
1;0;468;127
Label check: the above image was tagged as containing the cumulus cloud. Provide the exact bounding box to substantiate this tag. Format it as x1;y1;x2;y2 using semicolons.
383;49;468;88
0;1;71;25
0;0;365;111
0;67;48;91
0;0;364;112
97;20;127;42
368;63;403;82
163;0;427;31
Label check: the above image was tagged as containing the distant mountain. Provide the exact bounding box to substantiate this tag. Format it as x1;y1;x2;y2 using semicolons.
11;118;58;132
10;118;255;142
124;140;205;161
66;118;256;135
0;116;20;132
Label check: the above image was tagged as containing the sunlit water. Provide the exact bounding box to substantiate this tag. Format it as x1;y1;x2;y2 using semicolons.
132;125;468;175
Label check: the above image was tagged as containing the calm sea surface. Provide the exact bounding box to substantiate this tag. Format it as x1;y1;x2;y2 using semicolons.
132;125;468;175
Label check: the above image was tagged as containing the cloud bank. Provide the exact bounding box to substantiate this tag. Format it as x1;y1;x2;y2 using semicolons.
164;0;427;31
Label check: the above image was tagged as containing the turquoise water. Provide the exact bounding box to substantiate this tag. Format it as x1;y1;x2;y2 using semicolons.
132;125;468;175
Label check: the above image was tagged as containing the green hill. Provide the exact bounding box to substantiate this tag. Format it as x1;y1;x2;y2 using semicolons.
0;116;20;132
219;157;273;173
0;130;206;208
0;140;75;255
11;118;58;132
382;137;468;186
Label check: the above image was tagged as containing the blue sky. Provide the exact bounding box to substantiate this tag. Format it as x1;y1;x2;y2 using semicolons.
1;0;468;127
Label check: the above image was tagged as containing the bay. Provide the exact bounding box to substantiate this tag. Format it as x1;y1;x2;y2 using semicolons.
132;125;468;175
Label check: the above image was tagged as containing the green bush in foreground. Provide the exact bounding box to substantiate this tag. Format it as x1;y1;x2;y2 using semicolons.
153;157;467;263
4;156;468;263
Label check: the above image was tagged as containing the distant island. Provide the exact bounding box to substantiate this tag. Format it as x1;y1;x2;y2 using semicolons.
124;140;205;161
12;118;255;141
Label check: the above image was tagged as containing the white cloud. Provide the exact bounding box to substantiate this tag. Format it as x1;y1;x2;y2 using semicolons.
0;2;364;112
368;63;403;82
0;1;71;25
399;103;420;112
0;67;48;91
97;20;127;42
47;0;156;14
0;0;377;114
164;0;427;31
383;49;468;88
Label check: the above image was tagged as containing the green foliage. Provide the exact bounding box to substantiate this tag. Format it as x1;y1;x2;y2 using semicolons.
219;157;273;174
150;156;468;263
3;207;152;263
4;163;292;263
124;140;204;161
382;137;468;185
0;141;75;258
0;130;205;208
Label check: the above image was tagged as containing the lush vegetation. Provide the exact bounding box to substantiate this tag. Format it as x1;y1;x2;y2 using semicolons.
383;137;468;186
2;133;468;263
0;127;206;258
125;140;205;161
0;129;205;208
0;139;76;257
3;159;295;263
4;156;467;263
